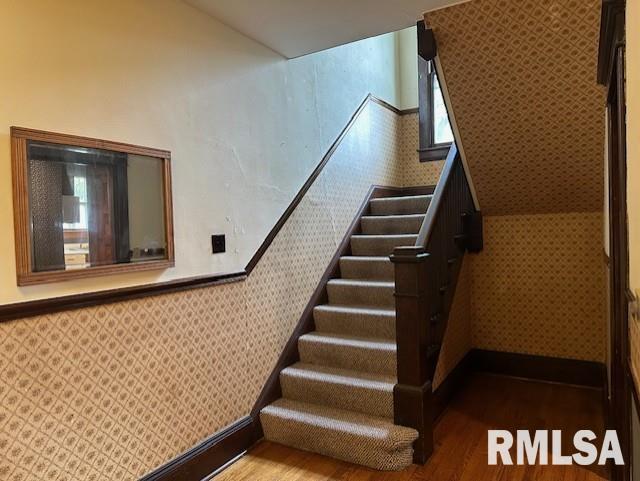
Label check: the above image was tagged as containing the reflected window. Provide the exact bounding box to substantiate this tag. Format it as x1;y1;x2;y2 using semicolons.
26;141;168;272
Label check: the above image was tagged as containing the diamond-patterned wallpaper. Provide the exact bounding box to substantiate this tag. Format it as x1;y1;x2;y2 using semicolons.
433;256;471;388
0;92;606;480
426;0;606;215
401;113;444;187
470;212;606;361
0;101;451;481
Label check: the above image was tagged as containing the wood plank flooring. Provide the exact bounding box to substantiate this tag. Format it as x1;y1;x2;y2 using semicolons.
215;373;609;481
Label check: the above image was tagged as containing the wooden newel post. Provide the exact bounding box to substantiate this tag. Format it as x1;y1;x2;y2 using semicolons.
390;245;434;464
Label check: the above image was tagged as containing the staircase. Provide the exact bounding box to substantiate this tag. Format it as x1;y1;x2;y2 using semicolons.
259;193;433;470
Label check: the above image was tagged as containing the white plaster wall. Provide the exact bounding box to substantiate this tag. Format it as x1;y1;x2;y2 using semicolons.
396;26;420;110
0;0;404;304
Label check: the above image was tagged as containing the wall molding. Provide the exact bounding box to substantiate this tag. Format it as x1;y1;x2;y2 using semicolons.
597;0;625;85
1;94;407;323
470;349;606;388
138;416;255;481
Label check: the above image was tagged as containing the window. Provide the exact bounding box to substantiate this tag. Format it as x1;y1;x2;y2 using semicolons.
417;22;454;162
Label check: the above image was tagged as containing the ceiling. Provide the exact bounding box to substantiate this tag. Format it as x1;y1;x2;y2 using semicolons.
184;0;468;58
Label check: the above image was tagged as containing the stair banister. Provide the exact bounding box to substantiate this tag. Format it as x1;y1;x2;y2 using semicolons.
391;142;480;464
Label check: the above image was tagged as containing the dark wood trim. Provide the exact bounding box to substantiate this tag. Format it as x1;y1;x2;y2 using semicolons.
1;94;411;322
419;144;451;162
416;144;458;247
629;359;640;424
607;41;631;481
139;416;255;481
471;349;606;388
400;107;419;116
244;93;404;274
249;184;436;436
0;272;246;322
597;0;625;85
417;20;437;61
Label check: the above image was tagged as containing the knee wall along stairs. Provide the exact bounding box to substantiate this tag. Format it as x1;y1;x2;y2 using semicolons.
259;191;435;471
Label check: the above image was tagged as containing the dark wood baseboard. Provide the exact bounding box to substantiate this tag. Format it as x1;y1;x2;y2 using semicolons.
139;416;255;481
470;349;606;388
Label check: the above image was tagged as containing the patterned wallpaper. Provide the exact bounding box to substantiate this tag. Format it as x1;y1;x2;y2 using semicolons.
0;100;449;481
400;113;444;187
470;212;606;361
433;257;471;388
0;93;605;480
426;0;606;216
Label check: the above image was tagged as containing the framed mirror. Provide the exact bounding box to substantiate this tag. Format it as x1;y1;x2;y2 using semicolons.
11;127;174;286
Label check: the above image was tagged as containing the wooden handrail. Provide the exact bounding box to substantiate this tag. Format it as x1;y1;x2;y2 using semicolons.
415;143;459;247
391;141;481;465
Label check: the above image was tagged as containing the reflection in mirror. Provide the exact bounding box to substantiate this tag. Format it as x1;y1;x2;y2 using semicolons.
27;141;167;272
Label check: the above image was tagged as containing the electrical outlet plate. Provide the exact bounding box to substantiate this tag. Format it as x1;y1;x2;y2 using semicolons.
211;234;226;254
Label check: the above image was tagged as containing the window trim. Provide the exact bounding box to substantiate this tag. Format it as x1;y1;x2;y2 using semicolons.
417;22;452;162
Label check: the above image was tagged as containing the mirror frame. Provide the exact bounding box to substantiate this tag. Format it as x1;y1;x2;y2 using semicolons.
10;127;175;286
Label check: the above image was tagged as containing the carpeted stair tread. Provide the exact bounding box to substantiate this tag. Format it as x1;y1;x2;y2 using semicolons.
260;398;418;471
351;234;418;256
369;195;432;216
361;213;425;235
298;332;396;375
280;362;395;417
313;304;395;339
326;278;395;308
339;256;394;281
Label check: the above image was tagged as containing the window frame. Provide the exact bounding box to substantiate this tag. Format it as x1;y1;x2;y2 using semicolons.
417;22;453;162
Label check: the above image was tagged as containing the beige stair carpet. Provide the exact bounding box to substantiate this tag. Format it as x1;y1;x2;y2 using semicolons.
260;194;432;470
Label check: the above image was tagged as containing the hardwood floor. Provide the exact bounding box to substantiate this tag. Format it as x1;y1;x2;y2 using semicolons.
215;373;608;481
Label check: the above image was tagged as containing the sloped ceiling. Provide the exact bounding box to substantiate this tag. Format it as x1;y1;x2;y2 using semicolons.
184;0;467;58
426;0;606;215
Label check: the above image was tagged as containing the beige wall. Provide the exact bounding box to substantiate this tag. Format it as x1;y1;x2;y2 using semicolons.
0;0;405;305
395;26;419;111
628;0;640;396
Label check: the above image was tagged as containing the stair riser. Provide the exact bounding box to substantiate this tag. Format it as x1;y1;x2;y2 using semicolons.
339;258;394;281
298;339;396;375
370;197;431;216
313;308;395;339
361;216;424;235
280;372;393;418
327;283;395;309
260;411;414;471
350;236;416;256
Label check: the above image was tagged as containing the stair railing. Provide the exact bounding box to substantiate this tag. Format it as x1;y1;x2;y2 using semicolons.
390;142;481;463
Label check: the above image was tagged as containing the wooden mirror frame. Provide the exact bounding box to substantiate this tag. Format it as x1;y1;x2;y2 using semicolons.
11;127;175;286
